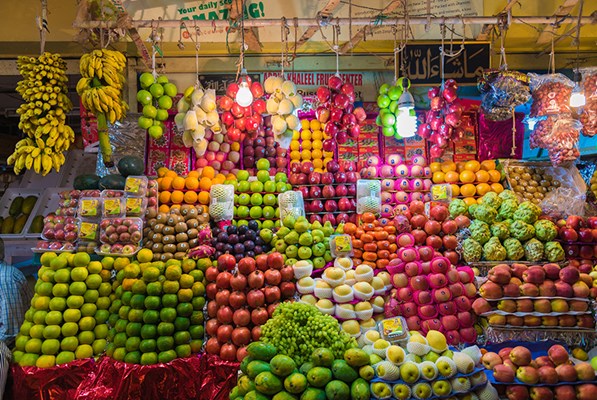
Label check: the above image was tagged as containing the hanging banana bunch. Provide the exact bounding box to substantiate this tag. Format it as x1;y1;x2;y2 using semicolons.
8;52;74;176
76;48;128;166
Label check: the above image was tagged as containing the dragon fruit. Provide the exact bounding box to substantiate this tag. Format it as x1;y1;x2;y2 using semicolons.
188;245;216;259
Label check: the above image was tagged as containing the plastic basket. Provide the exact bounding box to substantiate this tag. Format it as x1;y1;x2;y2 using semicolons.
0;188;43;239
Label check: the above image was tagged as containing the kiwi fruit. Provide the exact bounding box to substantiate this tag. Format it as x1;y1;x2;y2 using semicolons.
162;235;175;244
163;244;177;254
162;226;175;236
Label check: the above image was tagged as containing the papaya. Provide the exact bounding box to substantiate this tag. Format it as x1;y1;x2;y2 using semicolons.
255;371;283;395
99;174;126;190
9;196;23;217
29;215;44;233
247;342;277;362
331;360;358;383
117;155;145;177
21;196;37;215
349;378;369;400
13;214;27;233
1;216;15;234
74;174;101;190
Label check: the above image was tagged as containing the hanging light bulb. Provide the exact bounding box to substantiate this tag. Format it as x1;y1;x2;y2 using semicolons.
236;68;253;107
570;73;586;107
395;77;417;137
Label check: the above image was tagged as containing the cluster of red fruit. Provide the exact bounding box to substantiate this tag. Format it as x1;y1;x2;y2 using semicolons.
315;76;366;152
483;344;597;400
385;249;478;345
474;264;595;329
204;252;295;362
417;79;464;159
558;215;597;260
218;79;267;142
290;159;359;225
394;200;467;266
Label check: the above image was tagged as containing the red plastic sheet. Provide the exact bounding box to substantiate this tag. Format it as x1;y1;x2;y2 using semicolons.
74;354;239;400
477;112;524;161
7;358;96;400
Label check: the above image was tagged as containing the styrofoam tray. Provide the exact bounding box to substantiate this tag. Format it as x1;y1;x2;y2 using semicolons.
0;188;43;239
23;187;72;238
19;150;97;189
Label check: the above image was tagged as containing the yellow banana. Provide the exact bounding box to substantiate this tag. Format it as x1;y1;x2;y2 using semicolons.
33;155;41;174
25;154;34;169
41;154;53;175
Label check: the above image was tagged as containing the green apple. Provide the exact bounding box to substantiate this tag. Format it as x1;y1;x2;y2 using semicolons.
591;356;597;371
285;258;296;266
238;193;250;206
139;72;155;89
386;345;405;365
136;90;152;105
274;172;287;183
431;380;452;396
285;245;298;259
263;181;277;193
312;257;325;270
149;83;164;98
138;116;153;130
263;194;277;206
142;105;158;119
312;243;326;257
237;219;248;227
276;182;287;193
156;75;169;85
155;109;169;121
392;383;411;400
250;193;263;206
399;361;420;384
237;181;250;193
419;361;439;380
236;170;250;181
260;229;273;243
256;158;270;171
157;95;173;110
262;206;275;219
249;206;263;219
163;83;177;97
148;125;163;139
249;181;264;193
262;220;275;230
441;349;454;359
256;170;270;183
236;206;249;218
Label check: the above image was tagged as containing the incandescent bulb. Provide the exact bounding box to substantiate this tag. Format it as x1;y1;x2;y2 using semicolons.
236;81;253;107
395;109;417;138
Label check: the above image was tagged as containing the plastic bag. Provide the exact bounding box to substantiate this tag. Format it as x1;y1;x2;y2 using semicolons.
540;187;586;220
580;67;597;137
547;118;581;167
477;112;524;160
529;116;553;149
528;73;574;117
479;70;531;121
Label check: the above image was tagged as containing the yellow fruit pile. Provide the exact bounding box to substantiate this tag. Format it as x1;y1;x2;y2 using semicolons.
430;160;504;206
156;166;235;210
8;52;74;175
590;169;597;199
289;119;334;172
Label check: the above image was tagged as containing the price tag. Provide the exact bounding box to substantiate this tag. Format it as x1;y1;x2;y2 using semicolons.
79;199;100;217
431;184;452;202
79;221;98;241
103;198;123;216
330;234;353;257
379;317;409;343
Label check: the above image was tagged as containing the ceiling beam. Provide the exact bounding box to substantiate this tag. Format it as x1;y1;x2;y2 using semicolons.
536;0;580;45
108;0;152;68
340;0;403;53
228;0;262;52
476;0;520;41
289;0;342;54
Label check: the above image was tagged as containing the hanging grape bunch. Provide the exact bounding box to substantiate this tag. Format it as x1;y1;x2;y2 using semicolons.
418;79;463;159
315;76;367;153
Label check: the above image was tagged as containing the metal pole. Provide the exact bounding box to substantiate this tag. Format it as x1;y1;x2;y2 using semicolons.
73;15;596;29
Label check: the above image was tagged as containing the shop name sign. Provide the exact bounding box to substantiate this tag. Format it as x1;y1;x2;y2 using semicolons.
198;73;262;95
399;43;490;84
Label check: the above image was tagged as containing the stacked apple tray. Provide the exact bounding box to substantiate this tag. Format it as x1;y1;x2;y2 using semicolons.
476;263;595;330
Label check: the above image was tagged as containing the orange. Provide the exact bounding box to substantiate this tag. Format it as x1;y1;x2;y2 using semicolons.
214;174;226;184
185;177;199;190
456;162;466;173
463;197;477;206
432;171;445;184
183;191;198;204
159;177;173;191
464;160;481;172
170;190;184;204
187;171;200;179
159;191;171;204
157;167;169;178
172;176;186;190
476;183;491;196
201;166;215;179
429;162;441;173
197;191;210;205
440;161;457;173
488;170;502;183
450;184;460;197
475;170;490;183
165;170;177;178
158;204;170;213
460;183;476;197
170;204;181;211
313;159;323;169
460;170;476;184
444;171;460;183
491;183;504;193
480;160;496;171
199;177;212;191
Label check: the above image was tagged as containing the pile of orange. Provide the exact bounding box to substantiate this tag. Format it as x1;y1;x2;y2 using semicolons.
430;160;504;205
155;166;235;211
343;212;398;270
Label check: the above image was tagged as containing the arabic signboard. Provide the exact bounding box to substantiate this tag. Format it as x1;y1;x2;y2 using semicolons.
198;73;261;95
399;43;490;85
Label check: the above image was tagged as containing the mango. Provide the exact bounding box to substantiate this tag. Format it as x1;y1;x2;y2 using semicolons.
299;388;326;400
13;214;27;233
272;391;297;400
350;378;370;400
254;371;283;395
270;355;296;377
324;380;350;400
306;367;332;388
1;216;15;234
343;349;370;368
247;360;272;379
331;360;358;383
247;342;277;362
29;215;44;233
22;195;37;215
311;348;334;368
9;196;23;217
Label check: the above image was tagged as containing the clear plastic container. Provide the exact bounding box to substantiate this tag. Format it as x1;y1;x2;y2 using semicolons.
102;197;125;218
124;176;149;197
377;316;410;346
32;240;76;253
77;219;99;242
101;189;125;198
78;197;102;218
76;241;98;254
209;184;235;221
95;243;140;257
330;234;353;257
356;179;381;215
125;197;148;217
278;191;305;220
41;215;78;243
99;217;143;245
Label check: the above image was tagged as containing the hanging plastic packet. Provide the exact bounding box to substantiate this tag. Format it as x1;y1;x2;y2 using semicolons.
528;73;574;117
580;67;597;137
547;118;582;167
529;115;553;149
278;190;305;220
356;180;381;215
480;69;531;121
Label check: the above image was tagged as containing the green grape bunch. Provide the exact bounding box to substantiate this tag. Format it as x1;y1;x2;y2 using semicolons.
259;302;357;366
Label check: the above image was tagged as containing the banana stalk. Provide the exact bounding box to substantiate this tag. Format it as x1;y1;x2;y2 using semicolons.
96;112;113;167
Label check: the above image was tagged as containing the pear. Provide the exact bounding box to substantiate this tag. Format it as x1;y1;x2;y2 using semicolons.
174;113;186;131
266;97;280;114
205;111;219;127
278;99;294;115
385;345;405;365
182;130;193;147
285;114;301;130
375;361;400;381
177;98;190;113
452;352;475;374
200;96;216;113
191;125;206;141
194;106;207;123
282;80;297;97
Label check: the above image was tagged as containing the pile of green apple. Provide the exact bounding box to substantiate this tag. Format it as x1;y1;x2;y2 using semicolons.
260;215;340;267
137;72;178;140
13;252;114;368
233;159;292;229
366;330;498;400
